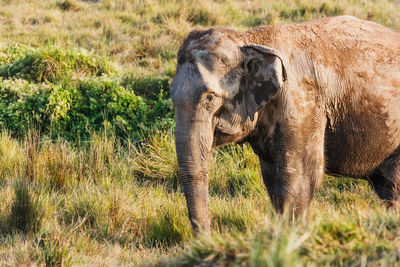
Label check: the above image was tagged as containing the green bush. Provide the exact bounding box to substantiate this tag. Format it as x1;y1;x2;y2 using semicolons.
0;44;175;142
0;44;34;65
0;78;51;135
0;77;174;141
51;77;174;140
0;45;114;83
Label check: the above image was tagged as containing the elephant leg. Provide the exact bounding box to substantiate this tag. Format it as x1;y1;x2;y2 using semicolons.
368;147;400;207
259;148;324;218
255;108;326;218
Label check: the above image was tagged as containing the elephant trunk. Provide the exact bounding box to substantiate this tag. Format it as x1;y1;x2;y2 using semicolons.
175;120;212;234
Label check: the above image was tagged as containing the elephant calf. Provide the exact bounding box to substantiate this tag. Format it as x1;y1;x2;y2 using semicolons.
170;16;400;233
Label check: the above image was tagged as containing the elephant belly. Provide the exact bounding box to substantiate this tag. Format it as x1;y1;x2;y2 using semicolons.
324;114;400;178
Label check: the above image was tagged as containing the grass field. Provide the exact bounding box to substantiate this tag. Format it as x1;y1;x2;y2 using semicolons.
0;0;400;266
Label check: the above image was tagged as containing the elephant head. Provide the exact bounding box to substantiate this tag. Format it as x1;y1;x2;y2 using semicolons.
170;27;287;233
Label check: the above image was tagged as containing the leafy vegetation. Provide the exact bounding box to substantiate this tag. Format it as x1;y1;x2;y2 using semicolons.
0;44;174;141
0;0;399;265
0;45;113;82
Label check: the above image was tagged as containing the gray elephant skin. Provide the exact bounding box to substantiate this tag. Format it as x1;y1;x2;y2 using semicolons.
170;16;400;233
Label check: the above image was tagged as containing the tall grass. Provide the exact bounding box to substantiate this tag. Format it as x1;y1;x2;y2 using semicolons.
0;130;398;265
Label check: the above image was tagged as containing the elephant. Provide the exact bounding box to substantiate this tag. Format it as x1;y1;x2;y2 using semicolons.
170;15;400;233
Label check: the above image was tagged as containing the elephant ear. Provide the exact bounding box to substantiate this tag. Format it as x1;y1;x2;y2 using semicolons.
241;44;287;120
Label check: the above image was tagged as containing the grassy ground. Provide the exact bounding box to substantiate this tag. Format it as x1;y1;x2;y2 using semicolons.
0;131;399;266
0;0;400;266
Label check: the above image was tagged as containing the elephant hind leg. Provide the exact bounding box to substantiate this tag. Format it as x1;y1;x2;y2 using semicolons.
368;148;400;207
368;171;399;207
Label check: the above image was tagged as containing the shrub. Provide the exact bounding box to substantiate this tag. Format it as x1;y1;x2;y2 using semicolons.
0;78;51;136
50;76;174;140
0;44;175;142
0;44;175;141
0;46;114;83
0;76;174;142
0;44;33;65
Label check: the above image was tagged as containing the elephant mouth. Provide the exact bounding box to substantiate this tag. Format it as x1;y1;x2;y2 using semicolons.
213;128;247;147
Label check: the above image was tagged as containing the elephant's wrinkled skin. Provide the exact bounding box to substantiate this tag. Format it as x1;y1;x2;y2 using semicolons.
170;16;400;233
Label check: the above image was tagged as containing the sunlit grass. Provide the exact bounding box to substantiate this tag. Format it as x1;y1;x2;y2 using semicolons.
0;0;399;76
0;130;397;265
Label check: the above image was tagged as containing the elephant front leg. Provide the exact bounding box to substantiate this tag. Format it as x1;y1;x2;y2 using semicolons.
259;129;325;218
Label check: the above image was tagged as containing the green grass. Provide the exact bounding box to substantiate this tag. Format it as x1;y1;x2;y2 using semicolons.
0;0;400;265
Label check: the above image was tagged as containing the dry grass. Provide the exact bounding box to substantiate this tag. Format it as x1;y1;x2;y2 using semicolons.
0;0;399;76
0;130;398;266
